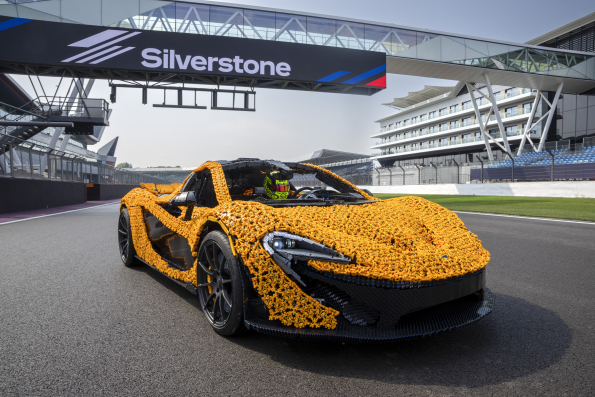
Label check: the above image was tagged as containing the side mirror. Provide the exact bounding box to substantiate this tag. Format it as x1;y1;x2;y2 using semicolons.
170;191;196;206
361;189;374;197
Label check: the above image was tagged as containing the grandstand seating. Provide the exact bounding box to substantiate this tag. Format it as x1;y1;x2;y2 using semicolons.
488;147;595;168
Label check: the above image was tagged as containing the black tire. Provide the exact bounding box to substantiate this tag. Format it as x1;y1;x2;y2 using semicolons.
196;230;245;336
118;208;139;268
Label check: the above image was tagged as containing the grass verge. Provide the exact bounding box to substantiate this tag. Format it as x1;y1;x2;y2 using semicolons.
374;193;595;222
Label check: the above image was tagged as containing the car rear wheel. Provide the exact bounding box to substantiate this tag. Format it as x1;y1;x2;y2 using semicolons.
196;231;245;336
118;208;139;268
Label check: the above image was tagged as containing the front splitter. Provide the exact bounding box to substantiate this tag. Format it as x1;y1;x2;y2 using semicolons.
244;288;494;342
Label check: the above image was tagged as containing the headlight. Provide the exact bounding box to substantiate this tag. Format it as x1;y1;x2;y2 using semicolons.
262;231;351;287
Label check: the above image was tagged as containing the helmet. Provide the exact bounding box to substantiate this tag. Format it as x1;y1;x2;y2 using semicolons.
264;171;290;200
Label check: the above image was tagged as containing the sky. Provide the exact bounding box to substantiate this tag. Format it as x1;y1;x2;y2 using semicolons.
12;0;595;168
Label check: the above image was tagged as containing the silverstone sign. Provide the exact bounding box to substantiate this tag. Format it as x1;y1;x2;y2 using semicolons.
0;17;386;88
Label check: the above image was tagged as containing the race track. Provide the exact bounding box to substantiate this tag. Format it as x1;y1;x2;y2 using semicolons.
1;203;594;396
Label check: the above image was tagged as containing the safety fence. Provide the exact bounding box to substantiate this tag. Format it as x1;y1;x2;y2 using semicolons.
0;135;166;185
365;138;595;186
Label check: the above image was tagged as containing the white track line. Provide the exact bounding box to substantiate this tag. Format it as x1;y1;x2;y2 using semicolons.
0;202;119;226
454;211;595;225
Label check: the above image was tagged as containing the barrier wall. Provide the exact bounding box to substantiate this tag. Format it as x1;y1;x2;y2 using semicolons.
0;179;141;214
0;178;86;214
86;184;139;201
358;181;595;198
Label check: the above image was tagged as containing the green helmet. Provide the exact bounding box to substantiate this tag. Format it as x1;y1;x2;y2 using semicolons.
264;171;290;200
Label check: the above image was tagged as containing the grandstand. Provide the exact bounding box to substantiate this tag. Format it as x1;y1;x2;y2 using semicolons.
489;147;595;168
285;149;372;187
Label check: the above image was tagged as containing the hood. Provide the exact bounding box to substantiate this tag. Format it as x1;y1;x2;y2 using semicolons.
217;196;490;283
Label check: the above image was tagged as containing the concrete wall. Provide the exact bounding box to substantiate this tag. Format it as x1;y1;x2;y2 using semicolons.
358;181;595;198
86;184;139;201
0;179;141;214
0;178;86;214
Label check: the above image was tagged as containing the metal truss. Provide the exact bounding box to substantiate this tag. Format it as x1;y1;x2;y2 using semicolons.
465;79;513;162
517;83;563;154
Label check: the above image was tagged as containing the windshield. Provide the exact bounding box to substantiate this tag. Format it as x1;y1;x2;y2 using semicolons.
221;160;375;207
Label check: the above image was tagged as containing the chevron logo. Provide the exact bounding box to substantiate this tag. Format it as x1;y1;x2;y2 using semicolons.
61;29;141;65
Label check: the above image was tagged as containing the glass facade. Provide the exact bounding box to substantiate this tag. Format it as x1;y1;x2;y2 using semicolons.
1;0;594;81
556;93;595;141
372;85;543;166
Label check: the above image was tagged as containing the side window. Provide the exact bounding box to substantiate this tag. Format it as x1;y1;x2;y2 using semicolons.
192;170;218;208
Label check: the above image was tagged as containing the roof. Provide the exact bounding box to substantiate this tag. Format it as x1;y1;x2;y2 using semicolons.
382;85;456;109
376;81;468;122
525;11;595;46
284;149;371;165
96;136;118;157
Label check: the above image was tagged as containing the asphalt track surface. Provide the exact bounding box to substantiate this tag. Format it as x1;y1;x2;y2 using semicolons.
1;203;594;396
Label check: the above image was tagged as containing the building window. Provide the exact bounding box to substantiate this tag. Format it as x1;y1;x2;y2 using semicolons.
439;108;447;116
505;125;518;136
505;106;517;117
396;122;401;128
450;105;458;113
462;117;472;126
523;103;532;114
475;132;482;138
462;101;471;110
429;111;437;119
411;116;417;124
505;87;518;98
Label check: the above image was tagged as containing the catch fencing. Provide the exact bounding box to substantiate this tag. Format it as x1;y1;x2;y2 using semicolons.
0;135;166;185
361;138;595;186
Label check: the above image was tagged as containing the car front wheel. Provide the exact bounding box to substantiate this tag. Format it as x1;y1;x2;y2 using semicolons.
196;230;245;336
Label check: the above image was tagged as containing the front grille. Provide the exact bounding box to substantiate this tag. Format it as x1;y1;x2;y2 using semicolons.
296;264;486;329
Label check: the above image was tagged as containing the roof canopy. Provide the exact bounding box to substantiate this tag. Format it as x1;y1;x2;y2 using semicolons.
382;85;456;109
285;149;370;165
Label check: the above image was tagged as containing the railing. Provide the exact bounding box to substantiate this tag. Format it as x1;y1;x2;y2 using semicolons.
1;96;110;141
0;133;166;185
369;140;595;186
376;88;535;134
374;108;539;147
373;129;541;157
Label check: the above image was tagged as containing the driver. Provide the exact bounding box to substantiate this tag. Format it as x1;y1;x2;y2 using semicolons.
263;171;290;200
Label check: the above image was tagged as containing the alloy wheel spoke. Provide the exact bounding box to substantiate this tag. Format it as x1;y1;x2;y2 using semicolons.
221;289;232;308
219;293;226;317
213;294;221;318
205;291;216;306
197;261;213;276
214;246;224;270
118;228;127;235
205;244;217;271
221;279;232;284
197;282;216;288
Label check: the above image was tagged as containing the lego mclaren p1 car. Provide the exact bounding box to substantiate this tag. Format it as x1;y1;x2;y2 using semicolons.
117;159;493;341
